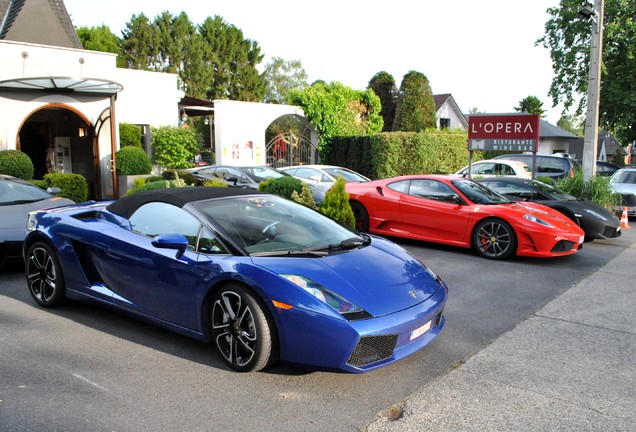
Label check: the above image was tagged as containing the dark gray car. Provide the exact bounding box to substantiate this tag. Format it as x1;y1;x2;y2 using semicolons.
492;154;580;180
0;174;74;264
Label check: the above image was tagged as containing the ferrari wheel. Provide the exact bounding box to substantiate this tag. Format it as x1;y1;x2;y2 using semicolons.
473;219;517;260
350;201;369;232
25;242;66;307
211;284;276;372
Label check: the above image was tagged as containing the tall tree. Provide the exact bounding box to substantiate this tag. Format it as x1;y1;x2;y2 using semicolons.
515;95;547;117
537;0;636;143
120;13;160;70
367;71;397;132
392;71;436;132
263;57;308;104
198;15;266;101
557;114;585;136
77;25;125;67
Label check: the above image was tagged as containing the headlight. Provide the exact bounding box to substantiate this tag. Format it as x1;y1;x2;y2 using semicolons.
282;274;371;320
523;214;554;228
583;209;608;221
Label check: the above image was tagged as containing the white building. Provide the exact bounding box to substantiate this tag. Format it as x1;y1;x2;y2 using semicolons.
0;0;181;199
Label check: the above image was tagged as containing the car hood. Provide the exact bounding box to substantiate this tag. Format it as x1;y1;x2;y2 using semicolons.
252;236;444;317
500;201;584;232
0;197;74;241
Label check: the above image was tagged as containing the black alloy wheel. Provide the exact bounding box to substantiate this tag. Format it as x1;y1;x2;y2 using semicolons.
211;284;276;372
25;242;66;307
472;218;517;260
350;202;369;232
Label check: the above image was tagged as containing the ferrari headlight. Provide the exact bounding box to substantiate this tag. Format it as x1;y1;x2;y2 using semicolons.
282;274;370;319
523;214;554;228
583;209;608;221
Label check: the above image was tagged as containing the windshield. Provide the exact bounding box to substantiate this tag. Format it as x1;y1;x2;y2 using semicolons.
0;177;53;205
451;178;511;204
192;195;365;256
322;167;369;182
529;180;577;200
243;166;286;182
611;170;636;184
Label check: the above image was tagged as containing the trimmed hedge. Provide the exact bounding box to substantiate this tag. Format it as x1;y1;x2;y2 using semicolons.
115;146;152;175
0;150;34;180
324;130;476;179
119;123;143;147
258;176;304;199
43;172;88;203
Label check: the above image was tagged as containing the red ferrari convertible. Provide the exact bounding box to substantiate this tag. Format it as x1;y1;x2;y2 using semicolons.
345;175;585;260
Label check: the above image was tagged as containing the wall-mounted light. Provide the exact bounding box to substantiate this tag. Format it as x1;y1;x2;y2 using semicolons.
78;127;87;137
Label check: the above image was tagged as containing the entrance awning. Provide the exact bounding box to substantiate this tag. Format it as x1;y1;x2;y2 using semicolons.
0;77;124;95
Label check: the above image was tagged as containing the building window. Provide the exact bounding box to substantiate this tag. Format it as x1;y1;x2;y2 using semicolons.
440;118;451;130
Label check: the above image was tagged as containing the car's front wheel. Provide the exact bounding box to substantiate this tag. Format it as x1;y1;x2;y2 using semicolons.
211;284;277;372
25;242;66;307
472;218;517;260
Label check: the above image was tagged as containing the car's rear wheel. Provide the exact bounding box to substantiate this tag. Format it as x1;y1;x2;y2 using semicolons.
211;284;276;372
472;218;517;260
25;242;66;307
350;201;369;232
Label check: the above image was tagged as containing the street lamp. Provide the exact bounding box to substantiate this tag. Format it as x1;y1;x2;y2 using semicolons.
580;0;605;180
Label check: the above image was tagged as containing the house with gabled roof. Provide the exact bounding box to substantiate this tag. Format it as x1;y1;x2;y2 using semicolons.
433;93;468;130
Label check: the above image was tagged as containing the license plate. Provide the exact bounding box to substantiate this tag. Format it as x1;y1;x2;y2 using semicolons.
410;320;432;340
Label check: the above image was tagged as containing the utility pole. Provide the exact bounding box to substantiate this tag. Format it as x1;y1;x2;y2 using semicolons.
581;0;605;180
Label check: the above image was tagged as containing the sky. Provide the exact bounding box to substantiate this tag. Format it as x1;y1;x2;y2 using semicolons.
63;0;566;124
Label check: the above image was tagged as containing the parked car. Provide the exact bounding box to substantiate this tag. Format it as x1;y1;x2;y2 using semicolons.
609;167;636;217
23;187;447;373
475;177;621;241
455;159;532;179
345;174;585;260
188;165;325;204
279;164;370;193
0;174;74;265
492;154;580;180
574;160;621;177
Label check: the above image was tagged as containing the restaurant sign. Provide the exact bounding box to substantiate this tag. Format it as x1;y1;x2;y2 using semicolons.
468;114;540;152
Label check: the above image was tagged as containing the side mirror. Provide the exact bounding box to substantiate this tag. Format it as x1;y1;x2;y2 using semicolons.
226;175;239;185
47;187;62;195
152;233;188;259
442;194;463;204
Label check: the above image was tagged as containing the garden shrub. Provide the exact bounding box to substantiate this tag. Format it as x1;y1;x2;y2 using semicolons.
291;183;318;210
0;150;34;180
320;178;355;228
556;170;621;209
43;172;88;203
115;146;152;175
202;179;228;187
258;176;304;199
152;125;198;169
162;169;199;185
119;123;142;147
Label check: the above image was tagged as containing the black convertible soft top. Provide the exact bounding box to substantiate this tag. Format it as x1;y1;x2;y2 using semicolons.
106;187;266;219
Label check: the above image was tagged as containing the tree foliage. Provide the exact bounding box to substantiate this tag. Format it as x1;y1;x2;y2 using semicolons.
77;25;125;67
262;57;309;103
537;0;636;143
286;81;383;153
368;71;398;132
151;126;198;169
119;12;265;101
557;113;585;136
392;70;436;132
515;95;547;117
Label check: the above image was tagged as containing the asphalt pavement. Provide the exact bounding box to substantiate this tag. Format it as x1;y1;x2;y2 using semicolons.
365;223;636;432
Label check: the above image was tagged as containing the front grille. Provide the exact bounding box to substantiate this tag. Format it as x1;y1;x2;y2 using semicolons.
347;334;398;368
603;225;620;238
551;240;576;253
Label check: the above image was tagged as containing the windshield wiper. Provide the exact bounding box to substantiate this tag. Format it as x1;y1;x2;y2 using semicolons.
250;248;329;257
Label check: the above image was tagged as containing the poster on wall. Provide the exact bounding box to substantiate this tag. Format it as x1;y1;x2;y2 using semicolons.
54;137;72;173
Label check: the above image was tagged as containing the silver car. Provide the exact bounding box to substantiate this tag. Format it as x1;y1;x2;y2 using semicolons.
279;164;370;193
609;167;636;217
0;174;74;264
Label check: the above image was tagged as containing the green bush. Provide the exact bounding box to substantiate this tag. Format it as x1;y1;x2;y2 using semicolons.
116;146;152;175
128;178;192;194
152;125;198;169
320;178;355;228
43;172;88;202
556;171;621;209
162;169;199;185
258;176;304;199
119;123;142;147
291;183;318;210
202;179;229;188
0;150;34;180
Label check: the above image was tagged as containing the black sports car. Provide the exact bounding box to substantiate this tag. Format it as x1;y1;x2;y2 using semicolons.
476;177;621;241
